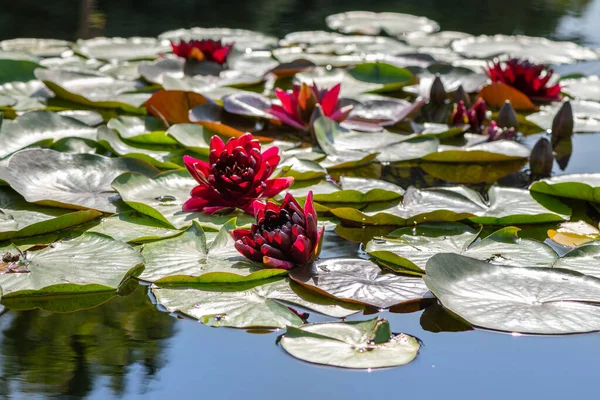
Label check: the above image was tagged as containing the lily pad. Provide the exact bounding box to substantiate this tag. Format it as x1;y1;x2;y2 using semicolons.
97;126;184;169
0;110;97;159
159;27;278;50
422;135;531;162
326;11;439;36
166;123;213;155
74;37;170;62
0;58;40;84
35;68;150;112
87;211;182;243
0;233;143;298
111;170;255;230
553;242;600;278
0;80;53;111
280;317;420;369
0;187;102;241
290;258;430;309
152;278;362;328
107;116;176;145
530;174;600;202
1;38;71;57
451;35;598;64
367;224;557;274
425;253;600;334
140;220;287;283
331;186;571;226
2;149;159;213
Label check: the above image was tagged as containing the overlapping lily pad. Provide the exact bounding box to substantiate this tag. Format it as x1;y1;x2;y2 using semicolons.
158;27;278;50
280;318;420;369
290;258;430;309
0;233;143;298
530;174;600;202
367;223;557;274
1;149;159;213
326;11;439;36
425;253;600;334
140;220;287;283
331;186;571;226
74;37;170;62
87;210;181;243
106;116;176;144
152;278;363;328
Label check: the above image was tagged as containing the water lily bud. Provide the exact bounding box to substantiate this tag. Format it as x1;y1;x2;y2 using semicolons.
497;100;519;130
453;85;471;108
551;101;574;146
429;75;447;106
530;137;553;179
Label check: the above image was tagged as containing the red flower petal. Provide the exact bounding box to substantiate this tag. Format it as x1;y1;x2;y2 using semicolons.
262;256;295;270
320;83;341;116
262;177;293;198
231;229;252;241
290;235;313;265
235;241;263;262
182;197;210;212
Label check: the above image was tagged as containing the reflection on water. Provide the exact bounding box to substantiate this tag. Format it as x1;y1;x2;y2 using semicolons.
1;0;599;44
0;284;176;398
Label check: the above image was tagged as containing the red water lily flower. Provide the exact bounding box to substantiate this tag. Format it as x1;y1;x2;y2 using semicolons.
231;191;324;270
183;133;293;214
171;39;233;65
484;121;516;142
486;59;561;101
451;98;487;133
268;82;353;130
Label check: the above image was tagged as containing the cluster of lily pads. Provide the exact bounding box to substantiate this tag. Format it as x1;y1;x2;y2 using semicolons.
3;10;600;370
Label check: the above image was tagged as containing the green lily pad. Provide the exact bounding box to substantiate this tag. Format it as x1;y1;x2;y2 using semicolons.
0;187;102;241
97;126;183;169
290;258;430;309
112;170;255;230
530;174;600;202
0;58;41;84
0;110;97;159
346;63;414;92
0;232;143;298
152;278;362;328
158;27;278;50
367;224;557;274
2;148;159;213
313;111;438;163
0;80;52;111
35;68;150;112
553;242;600;278
280;317;420;369
331;186;571;226
106;116;176;144
56;110;104;126
140;220;287;283
165;123;213;155
326;11;439;36
425;253;600;334
74;37;170;62
280;157;327;181
451;34;598;64
87;210;182;243
422;136;531;162
1;38;72;57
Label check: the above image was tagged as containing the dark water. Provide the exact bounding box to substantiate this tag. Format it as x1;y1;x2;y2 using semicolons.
3;1;600;399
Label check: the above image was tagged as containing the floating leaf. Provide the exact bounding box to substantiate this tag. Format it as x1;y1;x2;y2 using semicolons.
87;211;181;243
425;253;600;334
140;220;287;283
346;63;415;92
1;38;71;57
0;233;143;298
526;100;600;133
548;221;600;247
107;116;176;145
367;223;557;274
290;258;430;309
74;37;170;62
326;11;439;36
553;242;600;278
478;82;537;111
0;58;40;84
0;187;101;241
158;27;278;50
422;134;531;162
0;80;52;111
331;186;570;226
145;90;212;124
152;278;362;328
0;110;97;159
112;170;254;230
280;317;420;369
530;174;600;202
2;149;159;213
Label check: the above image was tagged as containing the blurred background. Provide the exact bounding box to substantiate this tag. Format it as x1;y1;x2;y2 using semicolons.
2;0;600;46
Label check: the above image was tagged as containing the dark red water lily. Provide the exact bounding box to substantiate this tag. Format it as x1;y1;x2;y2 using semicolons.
231;191;324;270
171;39;233;65
268;82;353;130
451;98;487;133
183;133;293;214
486;59;561;101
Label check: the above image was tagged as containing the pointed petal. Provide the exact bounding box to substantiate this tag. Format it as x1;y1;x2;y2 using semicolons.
290;235;313;265
182;197;210;212
210;135;225;154
262;177;294;198
231;229;252;241
235;241;263;262
263;256;295;270
320;83;341;116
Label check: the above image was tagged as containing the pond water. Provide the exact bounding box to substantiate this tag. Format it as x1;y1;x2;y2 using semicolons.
2;0;600;399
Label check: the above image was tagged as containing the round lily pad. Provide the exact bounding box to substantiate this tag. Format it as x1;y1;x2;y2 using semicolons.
326;11;439;36
74;37;170;62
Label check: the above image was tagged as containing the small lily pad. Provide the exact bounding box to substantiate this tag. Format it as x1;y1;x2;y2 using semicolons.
326;11;439;36
280;317;420;369
74;37;170;62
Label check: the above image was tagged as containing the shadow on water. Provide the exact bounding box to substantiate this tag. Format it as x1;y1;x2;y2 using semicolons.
0;284;176;399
